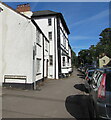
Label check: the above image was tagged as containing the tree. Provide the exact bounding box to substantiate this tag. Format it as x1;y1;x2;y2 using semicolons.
97;28;111;57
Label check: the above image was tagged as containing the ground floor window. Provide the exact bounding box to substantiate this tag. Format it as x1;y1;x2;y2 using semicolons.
67;57;69;66
49;55;53;65
36;58;41;73
63;57;65;66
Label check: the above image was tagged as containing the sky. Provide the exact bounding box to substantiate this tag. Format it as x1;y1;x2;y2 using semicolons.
6;2;109;55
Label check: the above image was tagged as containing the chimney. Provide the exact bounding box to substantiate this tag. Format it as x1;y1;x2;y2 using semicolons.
16;3;31;12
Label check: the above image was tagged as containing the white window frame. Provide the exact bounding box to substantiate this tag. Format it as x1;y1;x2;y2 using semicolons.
36;58;41;74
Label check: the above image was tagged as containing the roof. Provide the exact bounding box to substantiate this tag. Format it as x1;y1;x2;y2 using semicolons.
32;10;70;35
0;2;30;19
33;10;58;16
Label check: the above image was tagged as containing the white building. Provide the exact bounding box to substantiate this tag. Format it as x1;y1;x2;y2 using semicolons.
32;10;72;79
0;2;49;89
0;3;72;89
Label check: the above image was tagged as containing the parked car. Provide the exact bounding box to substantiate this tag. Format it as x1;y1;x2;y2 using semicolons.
89;68;111;119
84;69;95;91
84;65;95;73
85;67;96;76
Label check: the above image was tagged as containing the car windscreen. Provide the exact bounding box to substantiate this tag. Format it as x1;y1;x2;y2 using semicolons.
106;73;111;91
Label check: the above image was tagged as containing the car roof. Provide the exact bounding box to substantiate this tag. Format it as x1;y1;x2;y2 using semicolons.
95;68;111;73
88;69;95;72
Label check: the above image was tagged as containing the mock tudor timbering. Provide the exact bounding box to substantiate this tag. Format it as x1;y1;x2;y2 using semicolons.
0;2;72;89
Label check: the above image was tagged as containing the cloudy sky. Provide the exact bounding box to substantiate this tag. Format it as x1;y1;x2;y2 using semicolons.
6;2;109;55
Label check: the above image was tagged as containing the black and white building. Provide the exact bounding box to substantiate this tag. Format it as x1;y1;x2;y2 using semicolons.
32;10;72;79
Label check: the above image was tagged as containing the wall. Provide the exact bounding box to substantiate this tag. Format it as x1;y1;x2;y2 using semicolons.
99;56;111;68
0;3;36;84
34;17;58;79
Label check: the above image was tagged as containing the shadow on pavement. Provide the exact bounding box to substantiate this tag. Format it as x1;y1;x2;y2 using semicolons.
65;94;90;120
74;84;89;93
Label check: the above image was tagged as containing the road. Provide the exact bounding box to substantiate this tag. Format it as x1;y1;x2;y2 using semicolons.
2;69;90;119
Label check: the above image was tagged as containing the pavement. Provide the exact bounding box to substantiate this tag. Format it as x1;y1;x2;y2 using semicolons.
2;69;90;119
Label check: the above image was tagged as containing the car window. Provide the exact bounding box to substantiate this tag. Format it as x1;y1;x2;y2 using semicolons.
92;71;97;78
97;74;103;87
106;73;111;91
94;72;101;83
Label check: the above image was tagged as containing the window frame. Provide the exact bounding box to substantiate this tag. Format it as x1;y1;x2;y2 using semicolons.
36;58;41;74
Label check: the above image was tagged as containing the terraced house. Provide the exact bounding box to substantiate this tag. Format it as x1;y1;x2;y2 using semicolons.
0;2;72;89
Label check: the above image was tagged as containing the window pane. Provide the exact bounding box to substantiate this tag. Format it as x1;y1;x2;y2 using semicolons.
48;32;52;40
63;57;65;66
49;55;53;65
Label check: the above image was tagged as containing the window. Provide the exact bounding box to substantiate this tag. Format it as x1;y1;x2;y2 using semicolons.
63;57;65;66
36;59;41;73
45;40;48;51
48;32;52;40
67;57;69;66
49;55;53;65
48;18;52;26
103;60;105;64
36;30;40;44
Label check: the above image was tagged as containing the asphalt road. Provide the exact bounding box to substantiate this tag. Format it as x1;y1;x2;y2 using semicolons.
2;69;90;119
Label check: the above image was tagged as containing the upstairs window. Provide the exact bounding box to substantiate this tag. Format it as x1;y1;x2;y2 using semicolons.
48;32;52;40
63;35;66;48
36;30;40;44
48;18;52;26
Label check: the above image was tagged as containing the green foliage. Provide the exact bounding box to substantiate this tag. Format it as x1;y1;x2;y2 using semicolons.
78;28;111;66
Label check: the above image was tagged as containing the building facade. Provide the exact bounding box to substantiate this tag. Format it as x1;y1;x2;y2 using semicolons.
99;55;111;68
0;3;72;89
32;10;72;79
0;2;50;89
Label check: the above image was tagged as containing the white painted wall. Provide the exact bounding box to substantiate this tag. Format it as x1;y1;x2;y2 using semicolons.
0;3;36;84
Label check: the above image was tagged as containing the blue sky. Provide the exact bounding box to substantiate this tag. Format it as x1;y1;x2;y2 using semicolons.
6;2;109;55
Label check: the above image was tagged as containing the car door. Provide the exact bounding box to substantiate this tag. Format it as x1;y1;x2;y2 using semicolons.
105;73;111;118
